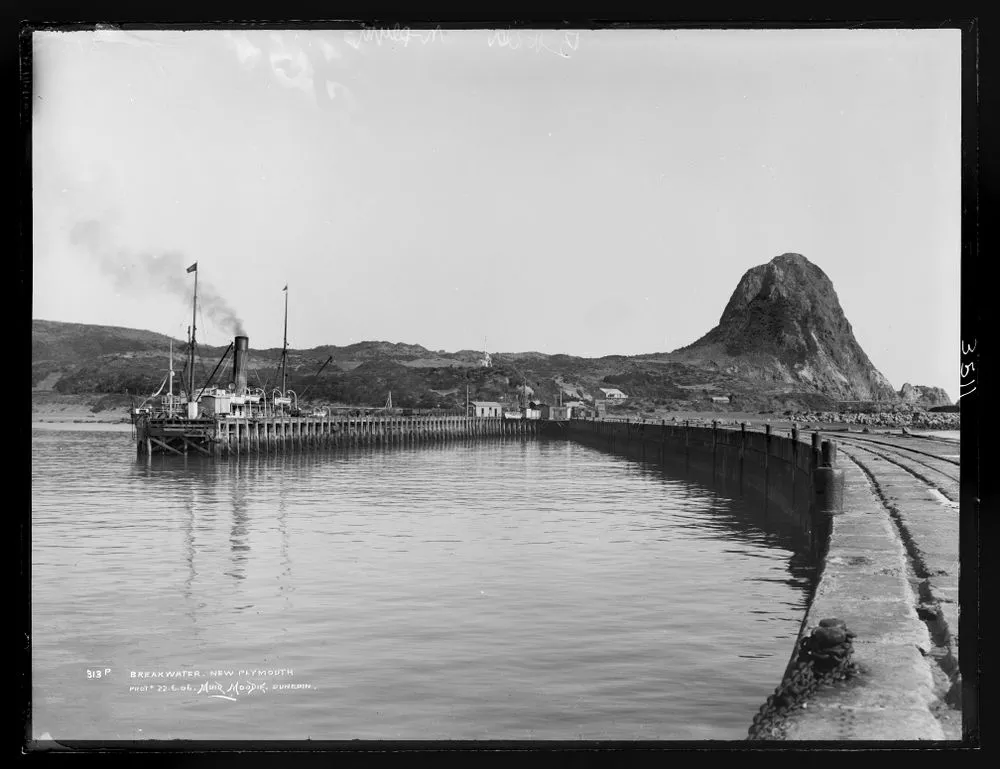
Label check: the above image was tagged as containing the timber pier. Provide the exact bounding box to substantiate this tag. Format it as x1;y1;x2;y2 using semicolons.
134;413;541;458
130;312;543;459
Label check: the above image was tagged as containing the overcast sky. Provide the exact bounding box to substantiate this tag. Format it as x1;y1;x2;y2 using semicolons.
32;27;961;398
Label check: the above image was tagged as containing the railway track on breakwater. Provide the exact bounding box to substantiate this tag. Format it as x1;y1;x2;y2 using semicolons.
832;435;960;504
830;432;960;466
831;434;962;734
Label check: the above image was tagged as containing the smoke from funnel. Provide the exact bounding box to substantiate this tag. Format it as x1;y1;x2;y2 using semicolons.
70;220;246;337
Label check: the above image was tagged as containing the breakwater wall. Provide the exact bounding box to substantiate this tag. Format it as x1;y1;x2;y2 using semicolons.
135;414;540;457
563;418;844;555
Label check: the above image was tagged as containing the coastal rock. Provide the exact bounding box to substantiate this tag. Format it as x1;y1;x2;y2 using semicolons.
899;383;953;409
671;254;898;402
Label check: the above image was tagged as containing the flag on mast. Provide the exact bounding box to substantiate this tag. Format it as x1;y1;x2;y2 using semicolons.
186;262;198;273
283;284;288;291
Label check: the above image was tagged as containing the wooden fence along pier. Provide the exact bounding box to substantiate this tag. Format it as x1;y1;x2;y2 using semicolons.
134;414;541;458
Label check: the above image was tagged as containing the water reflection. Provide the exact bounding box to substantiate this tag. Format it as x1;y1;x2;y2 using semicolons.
34;428;814;740
226;460;250;582
126;435;816;597
571;437;817;594
183;489;197;627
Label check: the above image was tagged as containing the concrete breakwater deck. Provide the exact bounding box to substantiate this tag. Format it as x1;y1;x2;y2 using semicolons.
135;414;540;457
562;418;965;741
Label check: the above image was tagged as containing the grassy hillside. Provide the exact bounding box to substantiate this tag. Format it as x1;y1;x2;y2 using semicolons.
30;319;851;415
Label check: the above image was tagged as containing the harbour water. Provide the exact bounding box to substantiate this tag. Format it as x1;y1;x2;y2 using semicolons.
31;425;815;741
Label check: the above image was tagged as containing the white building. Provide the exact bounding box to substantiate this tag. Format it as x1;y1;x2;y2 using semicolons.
471;401;503;418
599;388;627;400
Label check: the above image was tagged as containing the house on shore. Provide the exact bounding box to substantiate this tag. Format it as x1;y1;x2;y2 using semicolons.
711;396;731;404
599;387;627;400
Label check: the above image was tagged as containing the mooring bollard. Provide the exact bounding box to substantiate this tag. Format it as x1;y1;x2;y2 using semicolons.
812;439;846;554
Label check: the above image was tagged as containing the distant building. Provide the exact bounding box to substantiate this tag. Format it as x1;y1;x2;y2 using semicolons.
600;388;627;400
535;404;570;421
524;407;541;420
503;410;523;419
471;401;503;418
711;396;731;404
548;405;570;421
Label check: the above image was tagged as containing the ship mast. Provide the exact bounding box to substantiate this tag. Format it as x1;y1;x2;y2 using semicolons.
280;284;289;395
168;339;174;398
188;263;198;403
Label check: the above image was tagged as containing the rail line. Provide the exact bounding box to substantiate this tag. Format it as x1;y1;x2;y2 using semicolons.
835;438;958;504
826;432;960;467
837;446;961;716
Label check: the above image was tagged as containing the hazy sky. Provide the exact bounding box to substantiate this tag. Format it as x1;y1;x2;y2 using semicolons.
32;27;961;397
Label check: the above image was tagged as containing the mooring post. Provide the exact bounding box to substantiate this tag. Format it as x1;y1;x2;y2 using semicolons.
740;422;746;460
764;423;771;469
811;431;822;468
812;439;845;556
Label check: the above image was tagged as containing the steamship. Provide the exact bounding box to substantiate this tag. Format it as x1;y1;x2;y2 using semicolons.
131;265;321;455
130;263;540;457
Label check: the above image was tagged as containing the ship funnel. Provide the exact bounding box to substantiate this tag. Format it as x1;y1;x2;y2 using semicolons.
233;336;249;395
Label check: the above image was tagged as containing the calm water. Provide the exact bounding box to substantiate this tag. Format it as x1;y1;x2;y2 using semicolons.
31;425;814;741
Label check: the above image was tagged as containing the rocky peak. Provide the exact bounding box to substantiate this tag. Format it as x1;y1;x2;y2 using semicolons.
672;253;897;402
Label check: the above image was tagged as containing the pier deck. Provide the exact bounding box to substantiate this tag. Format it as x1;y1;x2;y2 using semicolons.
135;414;541;457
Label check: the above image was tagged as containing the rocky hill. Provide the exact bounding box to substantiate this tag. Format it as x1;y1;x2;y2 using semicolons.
671;253;898;402
32;253;948;416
